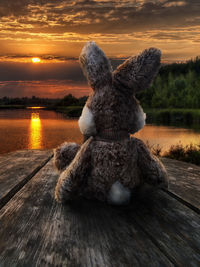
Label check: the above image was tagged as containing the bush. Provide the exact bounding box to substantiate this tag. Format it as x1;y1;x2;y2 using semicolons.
164;143;200;166
146;140;200;166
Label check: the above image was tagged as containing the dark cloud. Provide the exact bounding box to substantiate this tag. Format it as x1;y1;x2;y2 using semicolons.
0;57;124;81
0;0;200;34
0;61;85;81
0;1;200;58
0;57;125;97
0;0;199;97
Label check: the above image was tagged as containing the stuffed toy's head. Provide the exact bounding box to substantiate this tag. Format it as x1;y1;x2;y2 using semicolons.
78;41;161;140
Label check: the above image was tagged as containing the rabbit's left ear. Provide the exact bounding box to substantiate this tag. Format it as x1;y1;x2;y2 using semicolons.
79;41;112;90
113;48;161;94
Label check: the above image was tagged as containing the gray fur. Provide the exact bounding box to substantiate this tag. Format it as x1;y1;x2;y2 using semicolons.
79;41;113;90
135;138;168;188
54;42;168;205
107;181;131;205
113;48;161;94
86;85;146;135
54;142;80;171
55;137;92;203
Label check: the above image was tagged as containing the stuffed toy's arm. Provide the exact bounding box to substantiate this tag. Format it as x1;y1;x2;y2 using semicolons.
55;137;93;203
135;138;169;189
54;142;80;171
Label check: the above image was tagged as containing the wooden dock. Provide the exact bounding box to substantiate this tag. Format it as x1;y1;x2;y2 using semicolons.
0;149;199;266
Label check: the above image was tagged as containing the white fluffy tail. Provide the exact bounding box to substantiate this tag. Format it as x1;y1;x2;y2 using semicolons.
107;181;131;205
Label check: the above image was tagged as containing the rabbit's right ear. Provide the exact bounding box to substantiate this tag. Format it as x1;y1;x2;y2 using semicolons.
79;41;112;90
113;48;161;94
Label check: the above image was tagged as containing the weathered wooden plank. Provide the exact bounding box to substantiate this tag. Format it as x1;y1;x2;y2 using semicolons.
129;190;200;266
161;157;200;212
0;160;173;267
0;150;52;209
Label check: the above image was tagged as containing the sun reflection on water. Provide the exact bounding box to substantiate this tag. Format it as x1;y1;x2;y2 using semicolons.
29;112;43;149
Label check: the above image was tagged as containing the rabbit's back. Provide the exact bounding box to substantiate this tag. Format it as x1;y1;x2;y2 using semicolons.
86;138;141;201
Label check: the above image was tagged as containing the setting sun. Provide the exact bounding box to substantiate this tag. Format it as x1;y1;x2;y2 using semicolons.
32;57;41;63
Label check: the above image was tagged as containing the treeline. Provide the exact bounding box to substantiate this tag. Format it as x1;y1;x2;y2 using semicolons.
137;57;200;109
0;96;59;106
0;94;87;107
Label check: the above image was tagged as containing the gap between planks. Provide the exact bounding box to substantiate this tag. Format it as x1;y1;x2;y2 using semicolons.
0;151;199;217
162;188;200;215
0;153;199;266
0;154;53;210
0;160;174;266
1;159;199;266
161;157;200;213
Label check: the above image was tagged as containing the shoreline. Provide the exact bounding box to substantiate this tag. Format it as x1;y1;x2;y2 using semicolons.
1;105;200;127
1;104;200;116
0;105;200;165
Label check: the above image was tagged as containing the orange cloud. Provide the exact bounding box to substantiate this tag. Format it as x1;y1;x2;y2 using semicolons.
0;0;199;61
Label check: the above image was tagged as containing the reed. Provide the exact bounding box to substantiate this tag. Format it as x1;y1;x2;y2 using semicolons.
164;143;200;166
148;141;200;166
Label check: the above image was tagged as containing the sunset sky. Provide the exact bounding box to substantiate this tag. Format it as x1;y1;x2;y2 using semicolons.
0;0;200;98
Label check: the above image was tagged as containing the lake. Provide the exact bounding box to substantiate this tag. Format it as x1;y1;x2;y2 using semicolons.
0;108;200;155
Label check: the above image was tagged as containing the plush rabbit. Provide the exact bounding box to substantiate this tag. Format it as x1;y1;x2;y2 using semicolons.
54;41;168;205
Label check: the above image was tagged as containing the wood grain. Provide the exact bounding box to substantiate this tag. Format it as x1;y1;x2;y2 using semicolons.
130;190;200;266
0;159;173;267
0;151;199;266
161;157;200;212
0;150;53;209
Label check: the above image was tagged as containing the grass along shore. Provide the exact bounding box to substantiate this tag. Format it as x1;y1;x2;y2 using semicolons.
164;143;200;166
148;142;200;166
